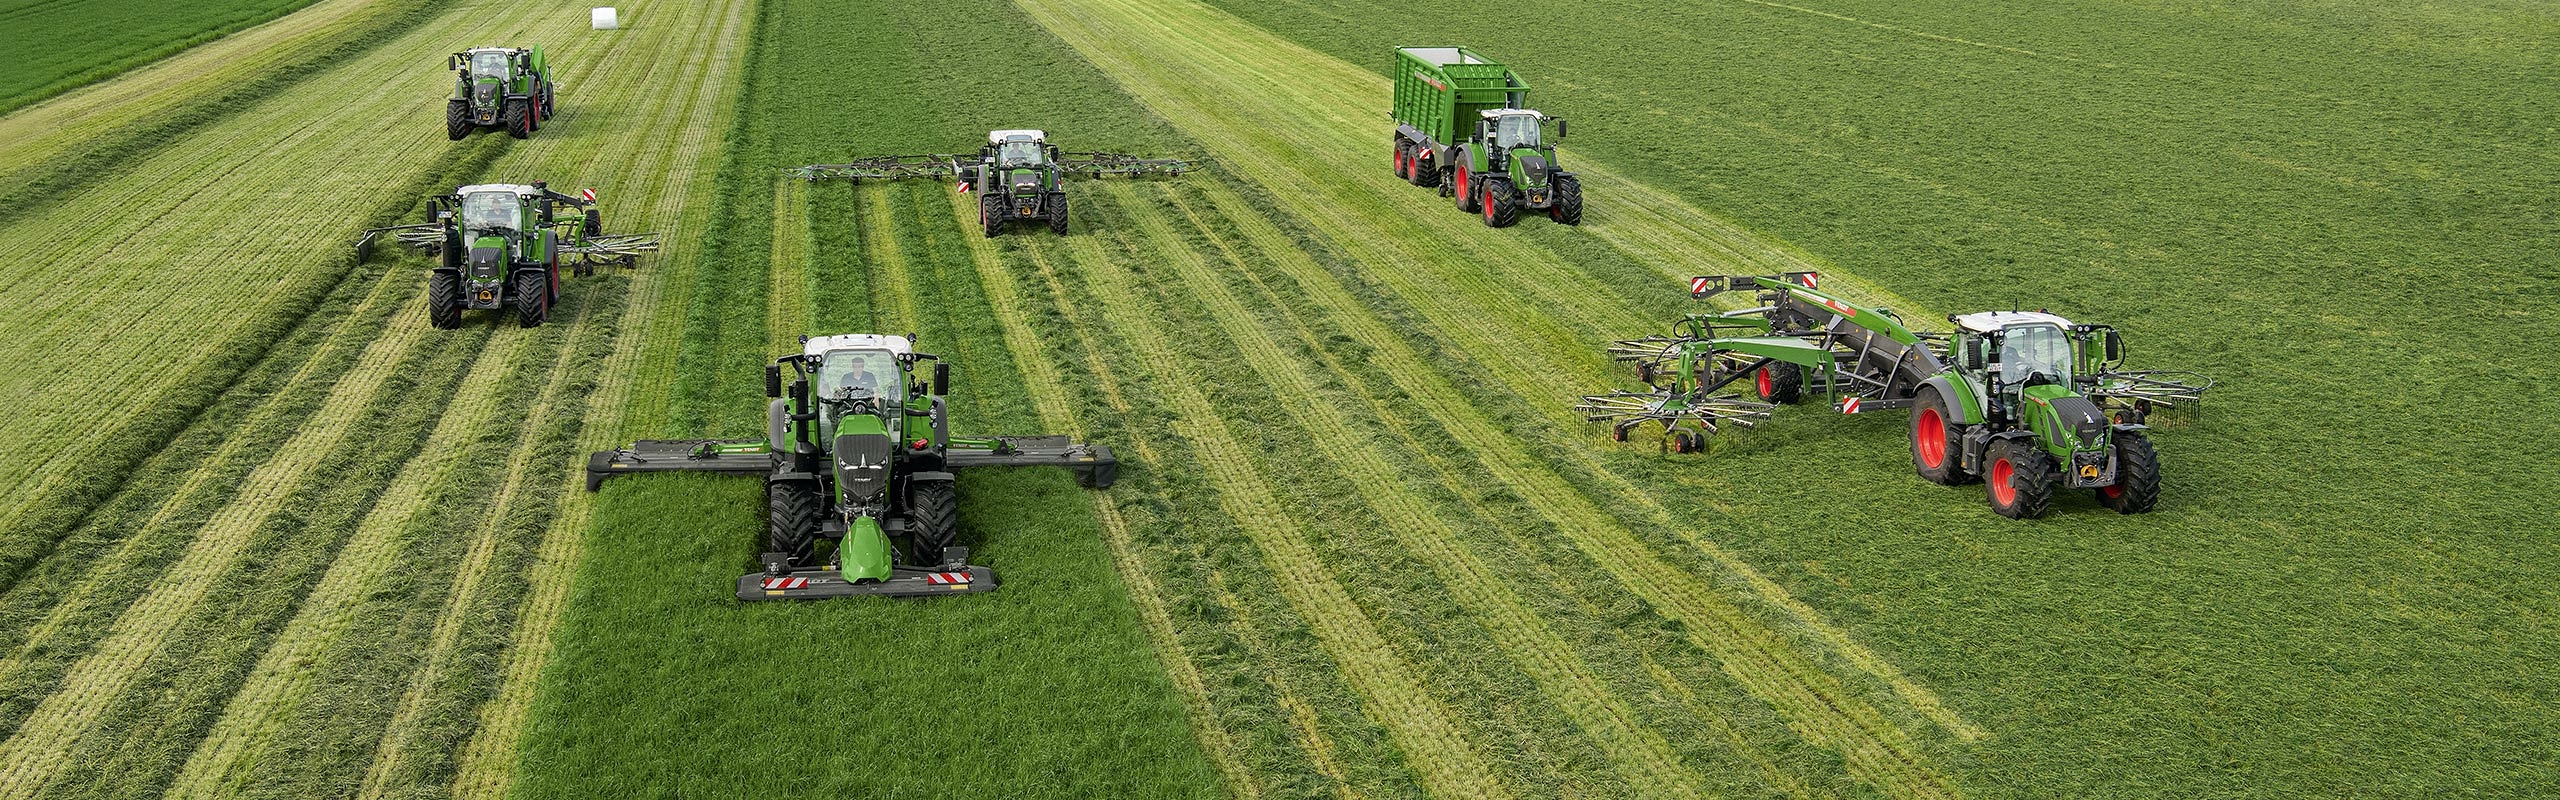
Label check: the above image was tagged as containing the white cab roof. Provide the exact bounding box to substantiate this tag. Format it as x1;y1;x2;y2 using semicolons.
1953;310;2075;333
804;333;913;358
456;183;538;196
989;129;1045;144
1479;108;1546;120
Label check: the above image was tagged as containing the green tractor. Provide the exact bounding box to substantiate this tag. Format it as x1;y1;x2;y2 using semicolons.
1585;273;2212;518
445;47;553;140
1391;47;1580;227
356;182;660;329
586;333;1120;600
792;129;1190;237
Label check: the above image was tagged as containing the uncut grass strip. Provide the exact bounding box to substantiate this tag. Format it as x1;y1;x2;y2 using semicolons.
448;0;759;790
805;180;869;336
1087;185;1708;797
997;229;1513;800
768;177;813;353
948;192;1480;797
863;186;921;333
0;307;489;800
0;0;556;537
1159;178;1963;794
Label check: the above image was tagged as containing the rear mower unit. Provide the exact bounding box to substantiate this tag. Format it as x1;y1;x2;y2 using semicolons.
446;47;553;140
793;129;1191;238
1586;272;2214;518
357;182;660;329
586;334;1119;600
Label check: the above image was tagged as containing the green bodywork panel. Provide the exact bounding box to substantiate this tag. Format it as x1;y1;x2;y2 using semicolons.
838;516;893;582
1748;276;1922;346
1393;47;1524;146
1714;335;1833;367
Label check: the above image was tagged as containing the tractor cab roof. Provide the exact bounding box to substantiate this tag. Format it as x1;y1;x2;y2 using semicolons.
464;47;521;55
989;129;1046;144
804;333;914;359
1952;310;2075;333
1479;108;1547;120
455;183;539;198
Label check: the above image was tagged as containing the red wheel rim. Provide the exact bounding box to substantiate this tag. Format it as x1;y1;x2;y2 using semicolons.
1756;368;1773;398
1915;408;1947;469
1484;188;1495;221
1457;163;1468;192
1990;456;2016;506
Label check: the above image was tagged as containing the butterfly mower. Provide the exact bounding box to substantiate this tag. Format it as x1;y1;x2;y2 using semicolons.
792;129;1191;237
357;182;659;328
586;333;1119;600
1580;273;2213;518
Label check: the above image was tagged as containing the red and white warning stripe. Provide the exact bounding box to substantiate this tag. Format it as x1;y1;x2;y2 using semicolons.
579;187;597;202
925;572;971;585
1799;272;1819;289
1689;276;1713;294
761;576;809;590
1840;397;1863;415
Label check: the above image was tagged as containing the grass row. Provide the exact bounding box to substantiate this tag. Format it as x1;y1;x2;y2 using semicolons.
0;0;322;114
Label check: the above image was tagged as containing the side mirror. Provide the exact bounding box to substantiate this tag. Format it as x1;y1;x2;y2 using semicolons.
447;55;457;70
765;364;782;398
1556;118;1567;138
2103;330;2123;361
932;363;949;396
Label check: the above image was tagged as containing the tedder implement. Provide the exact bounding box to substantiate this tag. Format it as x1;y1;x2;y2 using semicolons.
793;130;1191;238
585;333;1120;600
1391;47;1579;227
1583;273;2214;518
356;182;660;329
445;47;553;140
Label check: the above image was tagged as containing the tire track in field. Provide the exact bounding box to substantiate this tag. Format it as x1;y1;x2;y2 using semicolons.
156;317;543;798
450;1;758;792
1090;185;1705;797
1147;175;1960;796
951;192;1506;800
1018;0;1980;754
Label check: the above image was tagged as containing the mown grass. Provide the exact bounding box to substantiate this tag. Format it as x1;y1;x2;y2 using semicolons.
1185;0;2560;794
0;0;322;114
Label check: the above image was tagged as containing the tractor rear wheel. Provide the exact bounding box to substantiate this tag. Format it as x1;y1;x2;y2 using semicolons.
445;100;470;140
503;99;529;139
1047;193;1069;235
2097;431;2161;514
1550;176;1584;225
1453;154;1479;213
767;481;823;566
908;479;959;567
979;193;1005;238
1986;440;2057;519
1755;361;1803;404
1482;179;1519;228
427;272;462;330
1911;388;1969;485
513;270;548;328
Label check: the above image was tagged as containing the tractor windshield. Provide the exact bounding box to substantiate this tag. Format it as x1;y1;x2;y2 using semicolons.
470;52;510;80
817;349;898;402
1493;114;1543;149
458;192;519;235
997;141;1044;168
1998;324;2074;388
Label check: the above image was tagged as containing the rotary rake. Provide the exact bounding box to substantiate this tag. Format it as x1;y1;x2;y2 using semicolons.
790;152;1191;182
792;131;1191;237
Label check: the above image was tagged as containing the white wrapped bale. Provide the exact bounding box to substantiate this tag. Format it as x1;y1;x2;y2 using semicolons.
591;7;619;29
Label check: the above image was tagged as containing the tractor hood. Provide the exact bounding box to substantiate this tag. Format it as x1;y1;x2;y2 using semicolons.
1006;170;1041;194
468;237;506;279
832;415;896;504
472;79;500;116
1512;150;1553;189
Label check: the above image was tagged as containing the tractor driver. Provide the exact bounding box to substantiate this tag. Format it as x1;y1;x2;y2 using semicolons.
2002;326;2073;388
821;351;889;399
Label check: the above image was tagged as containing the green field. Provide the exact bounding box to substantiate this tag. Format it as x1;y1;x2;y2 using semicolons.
0;0;328;114
0;0;2552;797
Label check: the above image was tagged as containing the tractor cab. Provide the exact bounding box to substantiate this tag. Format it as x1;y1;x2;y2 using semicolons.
1949;310;2081;423
806;334;915;444
1477;109;1565;186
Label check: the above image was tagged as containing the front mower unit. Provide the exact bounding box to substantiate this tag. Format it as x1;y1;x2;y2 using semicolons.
792;129;1191;237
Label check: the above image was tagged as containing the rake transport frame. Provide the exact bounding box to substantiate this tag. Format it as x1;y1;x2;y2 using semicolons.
1582;272;2214;516
586;334;1118;600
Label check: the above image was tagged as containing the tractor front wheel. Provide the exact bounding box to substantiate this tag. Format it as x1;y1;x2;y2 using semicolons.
1550;176;1584;225
2097;431;2161;514
445;100;470;140
503;99;530;139
1482;179;1519;228
427;272;462;330
1756;361;1803;404
1986;440;2057;519
979;193;1005;238
1911;388;1970;485
767;481;824;566
908;479;959;567
1047;193;1069;235
513;270;548;328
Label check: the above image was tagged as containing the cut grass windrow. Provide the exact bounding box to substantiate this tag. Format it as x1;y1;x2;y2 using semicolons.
950;191;1510;800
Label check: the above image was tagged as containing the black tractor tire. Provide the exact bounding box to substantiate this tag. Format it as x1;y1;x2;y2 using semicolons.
1453;152;1479;213
513;269;548;328
1481;179;1519;228
540;82;556;120
503;99;530;140
445;100;471;140
1910;388;1969;485
979;193;1005;238
1047;193;1069;235
427;272;462;330
907;479;960;567
1755;361;1803;404
767;481;824;566
584;207;603;237
1551;176;1584;225
1986;440;2057;519
1408;148;1439;188
2097;431;2161;514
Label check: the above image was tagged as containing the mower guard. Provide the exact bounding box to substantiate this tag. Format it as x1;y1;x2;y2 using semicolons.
740;563;996;601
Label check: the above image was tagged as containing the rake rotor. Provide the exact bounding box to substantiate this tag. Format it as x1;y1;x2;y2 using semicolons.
1575;389;1775;440
790;154;966;182
564;233;661;267
1056;151;1193;178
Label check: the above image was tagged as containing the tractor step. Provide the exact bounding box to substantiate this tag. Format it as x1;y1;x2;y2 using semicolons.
738;563;996;601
